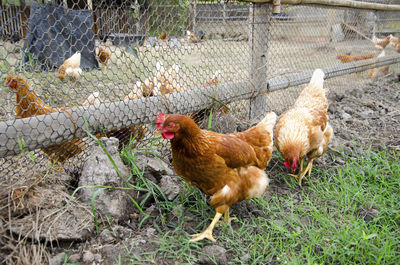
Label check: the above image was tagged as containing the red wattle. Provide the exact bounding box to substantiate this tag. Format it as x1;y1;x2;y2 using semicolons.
162;132;175;140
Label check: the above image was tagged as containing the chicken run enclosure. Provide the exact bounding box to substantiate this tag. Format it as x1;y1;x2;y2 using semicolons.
1;0;399;173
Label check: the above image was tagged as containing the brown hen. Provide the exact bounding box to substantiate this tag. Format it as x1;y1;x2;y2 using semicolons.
156;111;276;242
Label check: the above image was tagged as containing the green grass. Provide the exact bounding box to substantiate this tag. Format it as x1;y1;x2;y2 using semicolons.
115;147;400;264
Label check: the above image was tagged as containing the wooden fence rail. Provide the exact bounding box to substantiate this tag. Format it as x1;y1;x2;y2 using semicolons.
1;54;399;158
244;0;400;11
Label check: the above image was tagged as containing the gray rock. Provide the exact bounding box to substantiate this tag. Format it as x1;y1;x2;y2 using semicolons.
135;154;174;176
159;175;184;200
198;245;227;265
145;227;156;237
100;244;126;264
10;206;93;242
343;106;354;115
94;253;102;263
341;112;352;120
49;252;66;265
82;251;95;264
100;229;116;243
114;225;134;239
79;137;132;222
66;253;81;263
359;110;374;119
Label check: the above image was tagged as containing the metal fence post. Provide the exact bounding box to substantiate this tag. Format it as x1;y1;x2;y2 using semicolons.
249;2;271;121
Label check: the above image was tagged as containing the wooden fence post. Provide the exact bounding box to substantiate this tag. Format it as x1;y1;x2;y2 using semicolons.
249;3;271;120
222;0;227;24
190;0;196;32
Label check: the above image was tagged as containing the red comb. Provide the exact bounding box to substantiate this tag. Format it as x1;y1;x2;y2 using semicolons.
156;113;166;129
156;113;166;123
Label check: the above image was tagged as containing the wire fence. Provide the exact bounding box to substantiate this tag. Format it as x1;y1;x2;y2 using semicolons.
0;0;399;177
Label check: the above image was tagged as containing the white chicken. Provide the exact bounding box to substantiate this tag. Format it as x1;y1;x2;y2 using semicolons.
57;52;82;81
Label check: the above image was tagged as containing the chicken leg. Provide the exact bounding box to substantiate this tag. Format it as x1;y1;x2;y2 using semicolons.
190;212;222;242
224;208;236;225
289;158;315;186
288;157;307;185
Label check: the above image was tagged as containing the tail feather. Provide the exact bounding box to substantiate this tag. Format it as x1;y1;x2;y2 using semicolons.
309;69;325;90
260;112;277;133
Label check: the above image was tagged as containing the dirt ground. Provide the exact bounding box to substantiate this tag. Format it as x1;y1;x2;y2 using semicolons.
0;73;399;264
328;76;400;152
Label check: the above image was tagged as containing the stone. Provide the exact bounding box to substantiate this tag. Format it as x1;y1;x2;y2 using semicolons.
82;250;95;264
135;154;174;176
198;245;227;265
79;137;133;222
49;252;66;265
67;253;81;263
159;175;184;200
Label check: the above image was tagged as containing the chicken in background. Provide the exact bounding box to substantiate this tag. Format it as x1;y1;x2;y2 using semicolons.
124;61;186;100
155;111;276;242
153;61;185;95
159;32;167;40
336;53;375;63
393;36;400;53
275;69;333;186
96;46;111;68
187;30;205;43
57;52;82;81
201;70;221;88
368;50;389;82
5;76;97;163
336;53;375;77
124;80;146;101
372;35;390;50
389;34;399;48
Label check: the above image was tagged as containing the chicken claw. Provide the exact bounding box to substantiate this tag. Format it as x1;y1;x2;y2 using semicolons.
190;230;216;242
288;173;307;186
190;212;222;242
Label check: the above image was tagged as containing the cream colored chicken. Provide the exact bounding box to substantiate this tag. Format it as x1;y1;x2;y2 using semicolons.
57;52;82;81
275;69;333;185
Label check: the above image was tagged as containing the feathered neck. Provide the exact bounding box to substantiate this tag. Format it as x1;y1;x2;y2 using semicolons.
169;115;209;156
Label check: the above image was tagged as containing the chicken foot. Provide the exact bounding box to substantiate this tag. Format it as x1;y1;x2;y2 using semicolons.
289;158;315;186
190;212;222;242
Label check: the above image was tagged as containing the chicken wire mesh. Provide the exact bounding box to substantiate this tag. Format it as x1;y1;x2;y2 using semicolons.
0;0;399;177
